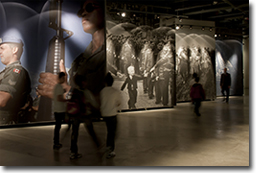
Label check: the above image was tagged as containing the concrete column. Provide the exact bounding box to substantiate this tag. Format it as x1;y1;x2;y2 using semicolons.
243;37;249;96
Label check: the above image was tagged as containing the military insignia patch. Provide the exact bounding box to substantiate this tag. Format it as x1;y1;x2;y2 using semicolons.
13;68;20;74
8;79;16;86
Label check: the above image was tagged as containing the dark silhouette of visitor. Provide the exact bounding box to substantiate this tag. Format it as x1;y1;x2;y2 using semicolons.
190;77;205;117
220;68;231;103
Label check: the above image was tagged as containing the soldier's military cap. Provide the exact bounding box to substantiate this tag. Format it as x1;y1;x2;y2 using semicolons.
0;36;24;46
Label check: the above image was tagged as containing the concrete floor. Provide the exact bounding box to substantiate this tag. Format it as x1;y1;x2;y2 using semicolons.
0;96;249;167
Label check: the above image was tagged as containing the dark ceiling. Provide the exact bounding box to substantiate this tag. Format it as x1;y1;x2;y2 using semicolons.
107;0;249;38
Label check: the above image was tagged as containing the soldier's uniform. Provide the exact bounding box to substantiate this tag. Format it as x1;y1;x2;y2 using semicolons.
0;37;31;125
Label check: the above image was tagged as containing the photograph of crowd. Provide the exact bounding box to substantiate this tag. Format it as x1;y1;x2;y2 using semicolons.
175;25;216;102
106;22;175;110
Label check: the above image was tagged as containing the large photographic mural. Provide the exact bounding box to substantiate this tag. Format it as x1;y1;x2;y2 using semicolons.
0;0;244;127
0;0;91;125
175;19;216;102
106;2;176;110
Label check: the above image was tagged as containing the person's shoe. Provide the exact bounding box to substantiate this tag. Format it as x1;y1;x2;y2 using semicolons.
53;143;62;150
70;153;82;160
106;151;116;159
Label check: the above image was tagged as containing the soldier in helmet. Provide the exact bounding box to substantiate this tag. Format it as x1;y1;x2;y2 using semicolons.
0;36;31;125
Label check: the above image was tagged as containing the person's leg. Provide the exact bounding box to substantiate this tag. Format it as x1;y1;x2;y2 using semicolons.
148;76;154;99
143;78;147;93
197;100;201;116
70;118;80;154
221;88;226;101
84;118;100;147
155;80;161;104
226;88;230;103
105;116;117;151
104;116;117;158
128;90;135;109
194;100;201;116
159;80;164;104
53;112;63;148
162;73;169;106
133;90;137;109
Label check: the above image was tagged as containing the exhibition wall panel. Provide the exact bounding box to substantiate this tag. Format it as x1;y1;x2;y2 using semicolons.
175;19;216;102
215;39;243;96
0;0;91;126
106;1;176;110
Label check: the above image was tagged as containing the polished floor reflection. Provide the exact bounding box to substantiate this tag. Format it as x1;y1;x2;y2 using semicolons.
0;96;249;166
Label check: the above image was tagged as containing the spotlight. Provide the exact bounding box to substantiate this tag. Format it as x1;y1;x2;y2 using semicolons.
179;18;182;22
176;25;180;30
180;25;183;29
209;27;213;32
201;27;205;31
213;1;218;5
190;25;193;30
214;34;217;37
121;12;126;17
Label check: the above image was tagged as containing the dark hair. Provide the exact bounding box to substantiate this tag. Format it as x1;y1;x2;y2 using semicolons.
104;72;114;86
58;72;65;79
195;77;200;82
193;73;197;78
73;74;86;87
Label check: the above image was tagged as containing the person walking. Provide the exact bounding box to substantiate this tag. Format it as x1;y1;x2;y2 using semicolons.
100;73;122;159
190;77;205;117
68;74;99;160
53;72;67;150
37;0;106;158
220;68;231;103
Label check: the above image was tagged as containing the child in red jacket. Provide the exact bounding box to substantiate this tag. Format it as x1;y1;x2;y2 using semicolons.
190;77;205;116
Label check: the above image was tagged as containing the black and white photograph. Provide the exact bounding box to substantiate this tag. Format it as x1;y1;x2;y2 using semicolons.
0;0;252;169
106;2;176;110
175;19;216;102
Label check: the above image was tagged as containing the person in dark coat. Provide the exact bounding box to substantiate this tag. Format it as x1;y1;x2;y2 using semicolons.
220;68;231;103
121;66;143;109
